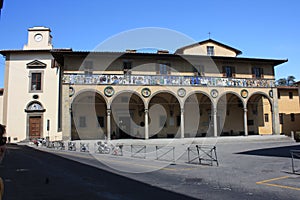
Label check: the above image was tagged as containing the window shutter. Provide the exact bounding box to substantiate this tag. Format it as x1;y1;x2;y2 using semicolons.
155;63;159;75
252;67;255;78
167;64;171;75
222;66;226;77
122;62;126;73
260;68;264;78
232;66;236;78
200;65;204;76
51;59;55;68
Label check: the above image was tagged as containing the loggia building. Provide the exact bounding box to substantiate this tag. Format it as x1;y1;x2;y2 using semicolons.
0;27;287;142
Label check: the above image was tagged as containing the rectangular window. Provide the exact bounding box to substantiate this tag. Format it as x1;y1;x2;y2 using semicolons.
79;116;87;128
291;113;295;122
223;66;235;78
123;61;132;71
29;71;43;92
207;46;214;56
31;73;42;91
278;91;281;99
157;62;171;75
97;116;105;127
264;114;269;122
84;70;93;76
193;65;204;76
84;61;93;76
279;113;284;124
289;92;293;99
252;67;264;78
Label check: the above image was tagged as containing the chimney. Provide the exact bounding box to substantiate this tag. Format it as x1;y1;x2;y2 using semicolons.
157;50;169;54
126;49;137;53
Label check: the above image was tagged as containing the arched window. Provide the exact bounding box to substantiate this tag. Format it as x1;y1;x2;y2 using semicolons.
25;101;45;113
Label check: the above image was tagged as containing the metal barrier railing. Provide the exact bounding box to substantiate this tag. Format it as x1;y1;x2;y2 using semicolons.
68;142;76;151
187;145;218;166
80;143;89;152
156;146;175;162
95;141;110;154
54;141;65;150
290;150;300;174
112;143;124;156
131;145;146;159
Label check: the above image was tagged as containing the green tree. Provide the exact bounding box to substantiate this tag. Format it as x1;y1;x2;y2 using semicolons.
276;78;287;86
276;76;297;86
287;75;296;86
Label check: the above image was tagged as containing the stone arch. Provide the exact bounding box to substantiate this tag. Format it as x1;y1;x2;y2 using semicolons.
109;90;146;109
25;101;45;112
246;91;273;109
148;91;181;138
217;92;245;136
147;89;182;109
72;88;109;109
184;91;213;138
110;91;146;139
184;91;214;106
246;92;273;135
71;90;107;140
216;91;246;108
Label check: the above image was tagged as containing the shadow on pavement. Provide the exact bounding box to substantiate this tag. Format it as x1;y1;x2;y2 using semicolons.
0;144;198;200
236;145;300;158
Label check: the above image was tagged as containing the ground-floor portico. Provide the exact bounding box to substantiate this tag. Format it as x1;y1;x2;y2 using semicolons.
61;85;279;141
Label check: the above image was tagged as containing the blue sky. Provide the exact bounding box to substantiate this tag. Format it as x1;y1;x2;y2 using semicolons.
0;0;299;87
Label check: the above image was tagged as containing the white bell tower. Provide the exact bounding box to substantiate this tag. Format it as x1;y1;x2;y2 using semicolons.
23;26;53;50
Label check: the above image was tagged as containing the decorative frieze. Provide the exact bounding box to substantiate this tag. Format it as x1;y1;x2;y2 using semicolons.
63;74;275;88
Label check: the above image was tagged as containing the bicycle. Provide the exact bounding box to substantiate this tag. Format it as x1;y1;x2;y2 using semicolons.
97;141;110;154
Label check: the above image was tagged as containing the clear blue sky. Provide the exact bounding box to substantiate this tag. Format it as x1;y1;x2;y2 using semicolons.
0;0;299;87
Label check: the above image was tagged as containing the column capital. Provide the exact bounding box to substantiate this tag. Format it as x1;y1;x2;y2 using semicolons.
243;108;248;112
212;105;217;111
213;108;217;115
144;109;149;113
181;108;184;114
107;109;111;115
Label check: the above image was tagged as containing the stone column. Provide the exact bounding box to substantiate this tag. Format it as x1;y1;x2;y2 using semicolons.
62;85;71;140
271;88;280;134
145;109;149;140
244;107;248;136
213;106;218;137
106;109;111;140
180;108;185;138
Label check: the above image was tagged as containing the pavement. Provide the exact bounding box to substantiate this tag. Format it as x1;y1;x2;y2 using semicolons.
1;135;300;200
0;144;196;200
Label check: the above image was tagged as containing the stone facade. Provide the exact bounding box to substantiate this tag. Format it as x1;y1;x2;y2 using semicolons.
0;27;289;142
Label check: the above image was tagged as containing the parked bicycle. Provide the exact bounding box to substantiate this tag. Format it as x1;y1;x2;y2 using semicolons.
80;143;89;152
55;141;65;150
97;141;110;154
68;142;76;151
112;143;123;156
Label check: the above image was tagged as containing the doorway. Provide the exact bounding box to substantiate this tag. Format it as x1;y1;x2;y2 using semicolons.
29;116;42;139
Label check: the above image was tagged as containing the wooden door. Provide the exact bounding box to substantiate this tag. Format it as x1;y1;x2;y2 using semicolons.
29;116;42;139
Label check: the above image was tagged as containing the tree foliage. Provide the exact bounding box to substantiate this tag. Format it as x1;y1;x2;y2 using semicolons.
276;76;296;86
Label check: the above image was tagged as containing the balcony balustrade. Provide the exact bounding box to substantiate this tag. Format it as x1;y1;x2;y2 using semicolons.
63;73;275;88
